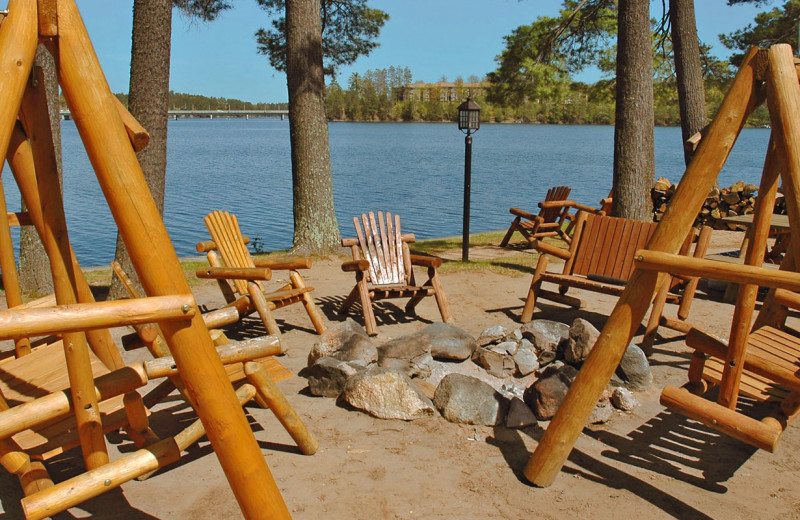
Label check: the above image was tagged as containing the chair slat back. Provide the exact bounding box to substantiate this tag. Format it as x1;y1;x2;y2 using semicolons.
204;210;256;295
571;213;657;282
353;212;405;285
539;185;572;222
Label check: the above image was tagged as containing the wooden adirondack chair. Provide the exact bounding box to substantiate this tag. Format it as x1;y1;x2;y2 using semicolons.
339;211;453;336
196;210;327;340
521;211;711;353
501;186;572;247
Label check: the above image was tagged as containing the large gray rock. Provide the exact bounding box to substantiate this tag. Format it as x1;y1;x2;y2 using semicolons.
524;365;579;420
300;357;366;397
505;397;538;429
433;373;505;425
477;325;509;347
612;343;653;391
564;318;600;365
378;331;434;378
520;320;570;352
342;366;435;420
308;319;378;366
512;339;539;376
421;323;477;361
471;347;516;378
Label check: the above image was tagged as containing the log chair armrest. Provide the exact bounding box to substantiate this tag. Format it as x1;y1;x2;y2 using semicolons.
342;237;359;247
509;207;536;220
253;257;312;270
196;266;272;281
409;254;442;268
342;260;370;272
569;202;605;214
196;240;218;253
196;235;250;253
401;233;416;243
530;240;572;261
538;199;576;210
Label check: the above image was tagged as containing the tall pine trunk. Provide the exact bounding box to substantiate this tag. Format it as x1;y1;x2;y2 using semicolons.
286;0;340;254
613;0;655;221
109;0;172;299
670;0;706;166
18;45;58;297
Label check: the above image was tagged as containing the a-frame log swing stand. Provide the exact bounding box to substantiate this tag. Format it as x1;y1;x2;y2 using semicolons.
0;1;298;518
525;44;800;487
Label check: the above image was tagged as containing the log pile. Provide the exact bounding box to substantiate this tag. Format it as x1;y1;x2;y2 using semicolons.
651;177;782;229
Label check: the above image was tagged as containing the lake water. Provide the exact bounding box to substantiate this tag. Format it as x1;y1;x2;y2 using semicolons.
2;119;771;267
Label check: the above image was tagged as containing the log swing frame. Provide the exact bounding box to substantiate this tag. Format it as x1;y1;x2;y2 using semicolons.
0;1;304;518
525;45;800;488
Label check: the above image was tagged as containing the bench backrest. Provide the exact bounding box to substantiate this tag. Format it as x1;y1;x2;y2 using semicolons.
204;210;257;295
352;211;410;286
539;185;572;223
569;212;657;282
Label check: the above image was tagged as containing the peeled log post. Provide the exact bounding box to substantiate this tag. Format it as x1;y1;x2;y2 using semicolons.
0;294;195;339
56;1;290;516
524;47;763;488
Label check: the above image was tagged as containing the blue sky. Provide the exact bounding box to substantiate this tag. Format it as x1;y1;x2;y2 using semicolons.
73;0;767;103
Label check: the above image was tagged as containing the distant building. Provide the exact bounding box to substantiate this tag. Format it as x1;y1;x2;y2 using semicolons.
397;81;486;103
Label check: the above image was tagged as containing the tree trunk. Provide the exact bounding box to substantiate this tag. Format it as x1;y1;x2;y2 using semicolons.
612;0;655;221
670;0;706;166
286;0;340;254
18;44;58;297
109;0;172;300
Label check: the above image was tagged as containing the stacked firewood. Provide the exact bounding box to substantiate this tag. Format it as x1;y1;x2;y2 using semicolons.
652;177;767;229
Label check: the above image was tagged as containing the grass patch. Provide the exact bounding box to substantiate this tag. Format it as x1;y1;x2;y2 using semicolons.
409;231;508;256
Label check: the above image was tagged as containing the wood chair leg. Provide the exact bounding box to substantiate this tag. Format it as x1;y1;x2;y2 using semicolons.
356;275;378;336
521;255;549;323
686;351;709;395
248;282;282;340
642;277;671;357
500;217;521;247
244;362;318;455
339;285;359;316
289;271;327;334
428;268;454;323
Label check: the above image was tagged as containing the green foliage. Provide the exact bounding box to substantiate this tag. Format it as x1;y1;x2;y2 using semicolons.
486;0;617;105
721;0;800;66
255;0;388;75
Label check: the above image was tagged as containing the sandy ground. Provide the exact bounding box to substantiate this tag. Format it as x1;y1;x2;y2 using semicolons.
1;230;800;519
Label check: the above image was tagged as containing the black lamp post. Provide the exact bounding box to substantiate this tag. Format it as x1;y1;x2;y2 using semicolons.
457;95;481;262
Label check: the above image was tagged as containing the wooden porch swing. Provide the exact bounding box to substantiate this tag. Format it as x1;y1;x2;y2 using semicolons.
0;1;308;518
524;45;800;487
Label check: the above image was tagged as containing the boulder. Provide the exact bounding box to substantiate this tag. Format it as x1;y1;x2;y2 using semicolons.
471;347;516;378
493;341;519;356
300;357;366;398
612;343;653;391
477;325;509;347
422;323;477;361
564;318;600;365
308;319;378;366
378;331;435;379
520;320;570;352
433;373;505;425
505;397;538;429
611;386;637;412
341;366;435;420
524;365;579;420
511;339;539;376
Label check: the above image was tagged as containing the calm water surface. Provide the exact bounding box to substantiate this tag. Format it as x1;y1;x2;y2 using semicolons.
2;120;770;267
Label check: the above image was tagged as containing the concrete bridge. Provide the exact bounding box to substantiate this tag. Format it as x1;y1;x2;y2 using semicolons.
60;109;289;120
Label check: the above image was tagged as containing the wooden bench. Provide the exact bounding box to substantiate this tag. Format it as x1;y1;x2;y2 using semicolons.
521;211;711;352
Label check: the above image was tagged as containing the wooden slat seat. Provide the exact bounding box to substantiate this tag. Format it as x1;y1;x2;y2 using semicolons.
197;210;326;340
0;340;128;458
340;211;453;336
521;211;711;353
